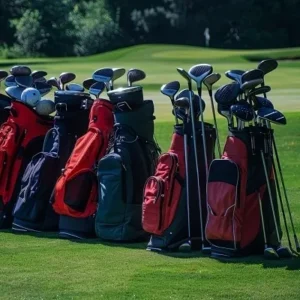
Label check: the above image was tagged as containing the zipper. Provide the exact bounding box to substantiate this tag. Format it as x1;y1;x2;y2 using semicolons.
166;153;179;207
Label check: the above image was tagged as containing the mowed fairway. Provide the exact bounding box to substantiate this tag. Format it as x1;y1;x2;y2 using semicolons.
0;45;300;299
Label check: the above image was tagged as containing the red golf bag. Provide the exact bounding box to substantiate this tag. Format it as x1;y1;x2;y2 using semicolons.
205;127;282;257
0;101;53;228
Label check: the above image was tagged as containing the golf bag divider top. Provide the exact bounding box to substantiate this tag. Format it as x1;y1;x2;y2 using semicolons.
95;98;161;242
0;101;53;228
12;92;92;232
53;99;114;239
145;122;216;251
142;137;185;235
205;127;281;257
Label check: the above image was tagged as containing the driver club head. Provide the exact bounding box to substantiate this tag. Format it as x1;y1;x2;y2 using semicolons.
257;107;287;125
59;72;76;90
89;81;106;98
66;83;85;92
15;75;33;88
258;59;278;75
174;97;190;109
92;68;114;88
204;73;221;91
10;65;31;76
127;69;146;87
175;89;195;101
5;86;25;100
46;77;60;90
4;75;17;87
176;68;192;89
110;68;126;90
248;86;271;98
214;82;240;105
225;69;245;84
188;64;213;88
252;96;274;110
35;81;52;97
241;79;264;92
217;103;233;127
231;101;255;122
241;69;264;84
160;81;180;104
83;78;97;90
32;70;48;82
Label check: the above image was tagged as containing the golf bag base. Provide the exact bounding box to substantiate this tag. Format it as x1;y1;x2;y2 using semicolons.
206;127;282;258
144;122;216;252
58;215;96;239
12;204;58;233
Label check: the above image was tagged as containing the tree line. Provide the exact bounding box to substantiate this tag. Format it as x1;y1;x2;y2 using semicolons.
0;0;299;58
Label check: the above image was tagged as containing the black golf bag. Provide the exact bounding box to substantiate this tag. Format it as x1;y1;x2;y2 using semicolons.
205;127;282;257
95;88;161;242
12;91;92;232
143;122;216;251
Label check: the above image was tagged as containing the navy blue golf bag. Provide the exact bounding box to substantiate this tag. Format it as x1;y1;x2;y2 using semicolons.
12;91;92;232
143;121;216;251
95;88;161;242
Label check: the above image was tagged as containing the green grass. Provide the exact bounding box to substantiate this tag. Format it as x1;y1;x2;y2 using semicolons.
0;45;300;299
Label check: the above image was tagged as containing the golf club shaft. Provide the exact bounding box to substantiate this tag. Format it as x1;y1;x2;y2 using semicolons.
258;192;268;249
183;129;191;244
260;150;281;245
197;87;209;176
188;89;205;247
208;90;221;157
271;131;300;251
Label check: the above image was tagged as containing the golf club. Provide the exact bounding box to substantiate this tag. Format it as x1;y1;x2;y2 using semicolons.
92;68;114;91
66;83;85;92
59;72;76;90
225;69;244;84
110;68;126;90
83;78;97;90
32;70;48;82
5;86;25;100
47;77;61;90
204;73;222;157
4;75;17;88
10;65;31;76
35;82;52;97
15;75;33;88
127;69;146;87
89;81;106;98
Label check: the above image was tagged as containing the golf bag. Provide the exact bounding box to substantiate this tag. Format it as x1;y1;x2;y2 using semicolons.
205;127;282;257
52;99;114;239
12;91;92;232
0;94;11;125
95;99;161;242
0;101;53;228
143;122;216;251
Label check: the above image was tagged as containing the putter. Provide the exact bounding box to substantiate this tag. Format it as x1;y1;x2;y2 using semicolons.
127;69;146;87
175;97;192;252
4;75;17;88
89;82;106;98
10;65;31;76
204;73;222;157
110;68;126;90
160;81;180;125
188;64;213;177
58;72;76;90
177;67;208;253
47;77;61;90
15;75;33;88
83;78;97;90
66;83;85;92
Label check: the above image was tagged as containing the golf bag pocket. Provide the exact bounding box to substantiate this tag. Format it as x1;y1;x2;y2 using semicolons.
142;152;182;236
206;159;241;249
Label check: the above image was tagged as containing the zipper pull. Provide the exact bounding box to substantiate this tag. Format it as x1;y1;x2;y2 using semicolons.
122;164;127;171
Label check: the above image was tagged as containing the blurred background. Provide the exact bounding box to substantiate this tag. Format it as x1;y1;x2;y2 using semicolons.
1;0;300;58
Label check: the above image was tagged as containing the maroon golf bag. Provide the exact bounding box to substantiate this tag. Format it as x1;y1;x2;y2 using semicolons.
205;127;282;257
143;122;216;251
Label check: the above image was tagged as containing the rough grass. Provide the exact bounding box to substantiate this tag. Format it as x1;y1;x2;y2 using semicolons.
0;45;300;299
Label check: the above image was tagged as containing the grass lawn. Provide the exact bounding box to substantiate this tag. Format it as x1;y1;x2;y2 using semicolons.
0;45;300;299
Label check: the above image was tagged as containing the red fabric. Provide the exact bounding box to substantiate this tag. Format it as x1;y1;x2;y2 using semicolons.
142;133;185;235
53;99;114;217
0;101;52;205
